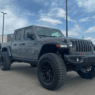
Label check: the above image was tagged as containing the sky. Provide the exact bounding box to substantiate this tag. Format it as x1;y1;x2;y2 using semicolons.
0;0;95;43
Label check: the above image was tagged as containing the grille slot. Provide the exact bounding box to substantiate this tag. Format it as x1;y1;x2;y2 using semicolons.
74;40;92;52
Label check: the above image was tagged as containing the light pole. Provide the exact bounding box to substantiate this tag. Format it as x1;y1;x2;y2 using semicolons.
1;12;7;43
66;0;68;37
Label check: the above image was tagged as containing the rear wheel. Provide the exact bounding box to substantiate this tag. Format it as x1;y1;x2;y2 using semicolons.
0;51;11;70
37;53;67;90
77;65;95;79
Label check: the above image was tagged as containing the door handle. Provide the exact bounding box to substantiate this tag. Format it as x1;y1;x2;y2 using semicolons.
20;43;25;45
14;44;17;46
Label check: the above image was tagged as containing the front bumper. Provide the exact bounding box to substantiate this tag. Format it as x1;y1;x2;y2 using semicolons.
64;54;95;66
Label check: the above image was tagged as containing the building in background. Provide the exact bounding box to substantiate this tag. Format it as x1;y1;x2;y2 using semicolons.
7;34;14;42
0;34;14;43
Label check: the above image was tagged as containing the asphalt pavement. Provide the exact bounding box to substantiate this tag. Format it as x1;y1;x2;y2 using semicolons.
0;62;95;95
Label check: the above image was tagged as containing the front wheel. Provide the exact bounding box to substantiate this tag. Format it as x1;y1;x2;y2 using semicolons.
77;65;95;79
37;53;67;90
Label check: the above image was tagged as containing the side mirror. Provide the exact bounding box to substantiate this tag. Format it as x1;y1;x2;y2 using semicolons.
27;32;36;40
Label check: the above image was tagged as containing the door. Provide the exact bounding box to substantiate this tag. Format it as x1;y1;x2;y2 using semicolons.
12;29;23;58
20;28;38;60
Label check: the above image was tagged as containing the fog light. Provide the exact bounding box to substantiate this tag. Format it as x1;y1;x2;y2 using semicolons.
76;58;79;62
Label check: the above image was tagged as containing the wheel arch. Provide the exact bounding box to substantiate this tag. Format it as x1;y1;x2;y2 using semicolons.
38;44;58;60
2;47;12;57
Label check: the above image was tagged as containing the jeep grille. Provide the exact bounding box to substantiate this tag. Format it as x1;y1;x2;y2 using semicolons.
74;40;92;52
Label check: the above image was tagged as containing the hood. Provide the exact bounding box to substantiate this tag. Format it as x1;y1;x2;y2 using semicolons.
40;37;92;43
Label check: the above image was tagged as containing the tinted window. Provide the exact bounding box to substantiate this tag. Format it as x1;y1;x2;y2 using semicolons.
24;28;33;40
15;30;22;41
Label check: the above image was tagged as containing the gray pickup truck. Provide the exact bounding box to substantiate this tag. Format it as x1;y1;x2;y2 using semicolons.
1;25;95;90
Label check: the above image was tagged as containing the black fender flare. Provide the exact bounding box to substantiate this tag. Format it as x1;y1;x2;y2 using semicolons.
38;43;58;59
2;47;12;57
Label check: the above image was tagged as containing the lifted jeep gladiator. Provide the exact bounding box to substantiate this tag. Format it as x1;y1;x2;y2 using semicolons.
1;25;95;90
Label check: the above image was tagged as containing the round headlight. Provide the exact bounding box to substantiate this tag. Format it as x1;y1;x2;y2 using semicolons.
69;41;73;47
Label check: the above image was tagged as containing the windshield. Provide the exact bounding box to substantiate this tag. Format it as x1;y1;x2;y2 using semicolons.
35;27;64;38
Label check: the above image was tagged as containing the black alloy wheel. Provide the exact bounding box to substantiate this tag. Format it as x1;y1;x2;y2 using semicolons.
41;61;54;83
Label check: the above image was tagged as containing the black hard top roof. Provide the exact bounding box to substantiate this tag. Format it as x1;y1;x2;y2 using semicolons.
15;25;60;31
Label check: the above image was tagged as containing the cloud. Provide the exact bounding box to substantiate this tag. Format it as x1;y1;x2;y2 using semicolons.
48;8;66;18
78;15;95;23
76;0;95;12
51;0;65;7
33;0;50;6
35;0;75;25
38;17;62;25
62;24;81;37
0;2;29;35
38;7;75;25
34;0;65;7
0;0;12;5
23;10;35;16
85;26;95;33
92;15;95;19
78;17;89;22
38;8;64;25
48;8;75;23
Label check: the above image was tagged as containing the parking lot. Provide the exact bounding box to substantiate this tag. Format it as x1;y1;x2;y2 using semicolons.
0;62;95;95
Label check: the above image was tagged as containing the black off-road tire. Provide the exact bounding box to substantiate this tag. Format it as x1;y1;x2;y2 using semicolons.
0;51;11;70
77;65;95;79
37;53;67;90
